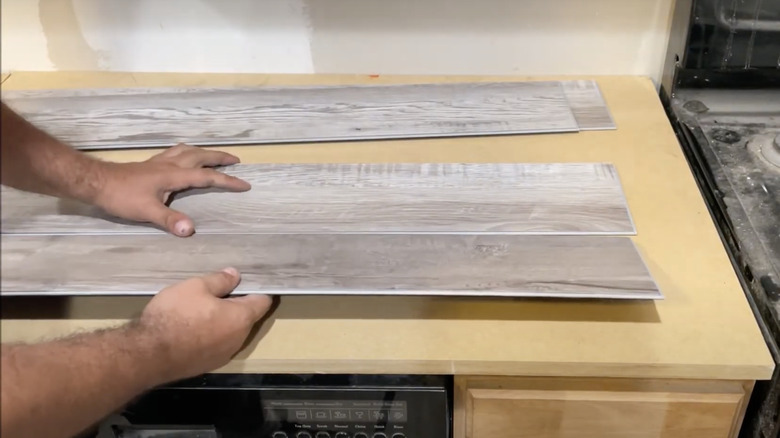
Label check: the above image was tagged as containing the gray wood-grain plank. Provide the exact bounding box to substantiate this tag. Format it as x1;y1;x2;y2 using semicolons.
561;80;616;130
0;163;636;235
0;234;661;299
1;81;580;150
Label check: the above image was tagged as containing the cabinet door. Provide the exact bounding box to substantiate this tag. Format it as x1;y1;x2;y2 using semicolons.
454;377;751;438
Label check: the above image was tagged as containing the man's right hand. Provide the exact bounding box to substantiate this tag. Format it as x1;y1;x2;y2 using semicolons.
135;267;272;381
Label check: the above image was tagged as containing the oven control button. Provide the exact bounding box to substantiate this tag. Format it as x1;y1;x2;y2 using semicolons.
296;433;313;438
334;433;351;438
272;433;289;438
391;434;406;438
315;433;331;438
372;434;387;438
354;434;369;438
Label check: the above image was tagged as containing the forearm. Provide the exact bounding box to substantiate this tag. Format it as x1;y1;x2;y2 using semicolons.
0;101;105;202
0;323;171;438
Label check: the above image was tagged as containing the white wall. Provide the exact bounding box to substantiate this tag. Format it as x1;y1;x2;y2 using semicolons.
1;0;314;73
1;0;676;84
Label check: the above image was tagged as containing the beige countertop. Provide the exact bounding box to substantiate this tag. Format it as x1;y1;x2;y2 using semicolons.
0;71;774;380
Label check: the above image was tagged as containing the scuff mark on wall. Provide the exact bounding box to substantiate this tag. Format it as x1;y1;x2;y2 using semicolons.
298;0;316;73
38;0;103;70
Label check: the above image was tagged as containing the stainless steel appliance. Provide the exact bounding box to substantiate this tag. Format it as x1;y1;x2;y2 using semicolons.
96;375;450;438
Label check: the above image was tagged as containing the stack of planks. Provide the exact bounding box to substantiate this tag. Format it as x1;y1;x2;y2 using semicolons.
0;81;660;300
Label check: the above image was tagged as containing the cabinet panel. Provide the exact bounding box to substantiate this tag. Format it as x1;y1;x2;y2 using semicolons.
454;377;751;438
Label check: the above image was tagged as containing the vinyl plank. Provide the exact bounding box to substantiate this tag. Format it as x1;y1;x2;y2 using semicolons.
1;81;580;150
0;163;636;235
562;80;616;130
0;234;661;299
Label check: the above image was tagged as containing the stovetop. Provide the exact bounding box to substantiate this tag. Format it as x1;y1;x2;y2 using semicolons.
670;88;780;339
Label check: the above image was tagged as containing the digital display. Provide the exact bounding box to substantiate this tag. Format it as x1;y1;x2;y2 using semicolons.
263;400;407;423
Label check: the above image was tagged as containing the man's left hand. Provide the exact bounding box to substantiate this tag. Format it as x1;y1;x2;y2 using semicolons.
91;144;250;237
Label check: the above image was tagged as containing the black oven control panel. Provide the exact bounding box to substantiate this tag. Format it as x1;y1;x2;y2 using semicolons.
99;374;450;438
262;398;411;437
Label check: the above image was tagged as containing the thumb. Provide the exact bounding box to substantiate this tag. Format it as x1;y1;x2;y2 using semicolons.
197;267;242;298
146;202;195;237
229;294;273;323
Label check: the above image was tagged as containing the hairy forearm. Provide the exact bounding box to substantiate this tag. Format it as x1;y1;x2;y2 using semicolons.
0;101;104;202
0;323;171;438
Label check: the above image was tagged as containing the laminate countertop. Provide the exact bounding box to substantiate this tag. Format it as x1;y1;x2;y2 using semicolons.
0;72;774;380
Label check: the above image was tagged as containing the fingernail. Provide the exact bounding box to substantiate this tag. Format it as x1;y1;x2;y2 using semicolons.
175;220;192;236
222;267;240;277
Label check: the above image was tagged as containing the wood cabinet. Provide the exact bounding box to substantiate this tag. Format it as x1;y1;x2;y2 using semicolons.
454;377;752;438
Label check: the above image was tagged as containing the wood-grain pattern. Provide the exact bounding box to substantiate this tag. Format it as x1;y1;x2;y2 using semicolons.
0;234;661;299
0;163;636;235
1;81;580;149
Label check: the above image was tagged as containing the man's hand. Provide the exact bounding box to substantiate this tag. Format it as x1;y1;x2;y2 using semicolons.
3;103;250;232
1;269;272;438
135;267;272;381
2;103;251;237
91;144;251;237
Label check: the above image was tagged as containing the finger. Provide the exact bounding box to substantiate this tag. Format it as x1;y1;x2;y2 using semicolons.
228;294;273;323
178;148;241;168
170;168;251;192
198;267;242;298
144;202;195;237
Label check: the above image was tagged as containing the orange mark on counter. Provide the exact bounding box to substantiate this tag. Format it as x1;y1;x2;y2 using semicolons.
369;74;380;78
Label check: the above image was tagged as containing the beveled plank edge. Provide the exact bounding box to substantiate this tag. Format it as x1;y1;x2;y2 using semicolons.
0;288;664;299
585;81;616;130
0;230;639;236
628;239;663;298
612;165;638;234
63;126;582;151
